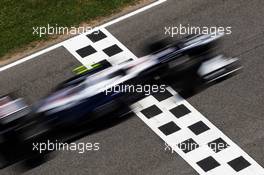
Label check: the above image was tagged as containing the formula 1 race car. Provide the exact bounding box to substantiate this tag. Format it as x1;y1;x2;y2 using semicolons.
0;33;241;168
32;34;239;125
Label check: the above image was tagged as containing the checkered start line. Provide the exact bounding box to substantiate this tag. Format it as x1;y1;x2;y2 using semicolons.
63;28;264;175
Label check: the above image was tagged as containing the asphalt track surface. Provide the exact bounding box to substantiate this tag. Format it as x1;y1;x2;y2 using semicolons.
1;0;264;174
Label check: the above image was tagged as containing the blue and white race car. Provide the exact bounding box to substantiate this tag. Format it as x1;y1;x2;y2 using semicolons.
31;33;241;130
0;33;241;167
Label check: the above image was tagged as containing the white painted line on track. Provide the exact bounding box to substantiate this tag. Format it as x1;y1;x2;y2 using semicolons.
62;26;264;174
100;0;167;28
0;0;167;72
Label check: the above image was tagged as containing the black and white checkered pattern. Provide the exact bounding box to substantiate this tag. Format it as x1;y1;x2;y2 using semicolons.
132;87;263;174
64;28;137;68
63;28;264;175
